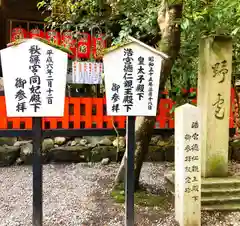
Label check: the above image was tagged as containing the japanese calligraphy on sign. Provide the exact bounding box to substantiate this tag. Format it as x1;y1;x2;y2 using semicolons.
103;37;168;116
174;104;201;226
212;60;228;83
211;60;229;120
0;38;68;117
183;119;201;203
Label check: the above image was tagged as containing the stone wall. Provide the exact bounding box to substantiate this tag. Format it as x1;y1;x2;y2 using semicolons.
0;135;239;167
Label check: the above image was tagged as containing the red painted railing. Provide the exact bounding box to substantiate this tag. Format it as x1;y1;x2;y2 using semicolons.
0;88;236;130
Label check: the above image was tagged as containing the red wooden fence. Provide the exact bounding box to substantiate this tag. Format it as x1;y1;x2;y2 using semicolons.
0;88;236;130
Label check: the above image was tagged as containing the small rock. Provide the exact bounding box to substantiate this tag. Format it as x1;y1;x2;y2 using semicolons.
105;136;116;141
66;141;72;146
101;158;110;165
21;143;33;155
16;157;23;165
83;136;103;146
54;137;66;145
79;139;88;146
42;138;54;152
99;138;112;146
87;143;97;148
0;146;20;166
113;137;125;148
13;140;32;147
71;140;77;146
0;137;17;146
20;143;33;164
157;140;167;147
91;146;120;162
0;77;3;90
74;138;88;146
150;135;162;146
48;146;91;162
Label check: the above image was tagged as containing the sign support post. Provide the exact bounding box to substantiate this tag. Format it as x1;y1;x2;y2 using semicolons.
32;117;43;226
125;116;135;226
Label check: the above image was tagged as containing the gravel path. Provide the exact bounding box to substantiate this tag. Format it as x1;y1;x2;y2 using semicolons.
1;162;240;226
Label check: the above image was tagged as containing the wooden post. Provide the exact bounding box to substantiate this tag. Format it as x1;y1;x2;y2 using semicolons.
125;116;135;226
32;117;43;226
198;36;232;177
175;104;201;226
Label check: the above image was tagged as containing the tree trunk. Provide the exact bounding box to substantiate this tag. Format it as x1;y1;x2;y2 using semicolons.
114;1;183;189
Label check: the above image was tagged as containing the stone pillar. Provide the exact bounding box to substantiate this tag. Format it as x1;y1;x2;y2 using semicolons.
198;36;232;177
175;103;201;226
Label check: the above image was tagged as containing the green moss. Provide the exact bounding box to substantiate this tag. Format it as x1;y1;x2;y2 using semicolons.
104;40;132;54
207;154;228;177
35;37;73;55
8;37;73;55
111;185;170;208
148;146;163;152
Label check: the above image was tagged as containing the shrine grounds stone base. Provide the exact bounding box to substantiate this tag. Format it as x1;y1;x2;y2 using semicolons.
0;135;175;166
165;171;240;211
1;135;240;167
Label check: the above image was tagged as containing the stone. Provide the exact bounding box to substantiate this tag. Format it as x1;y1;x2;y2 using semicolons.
101;158;110;165
16;157;23;165
42;138;54;152
87;143;97;148
91;146;122;162
74;138;88;146
0;77;4;90
0;146;20;166
98;137;112;146
104;136;116;141
198;37;232;177
13;140;32;147
20;143;33;164
83;136;103;145
54;137;66;145
174;104;201;226
48;146;91;162
165;172;240;211
157;140;168;147
112;137;125;148
71;140;77;146
150;135;162;146
21;143;33;155
0;137;17;146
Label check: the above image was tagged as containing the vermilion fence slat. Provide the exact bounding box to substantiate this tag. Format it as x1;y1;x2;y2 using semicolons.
62;97;70;129
0;97;7;129
92;98;103;128
69;98;80;129
0;88;237;130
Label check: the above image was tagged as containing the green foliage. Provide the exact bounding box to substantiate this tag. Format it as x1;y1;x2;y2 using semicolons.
37;0;240;104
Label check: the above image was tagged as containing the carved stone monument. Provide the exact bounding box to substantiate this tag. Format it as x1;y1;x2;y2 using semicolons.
198;36;232;177
165;36;240;212
175;104;201;226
